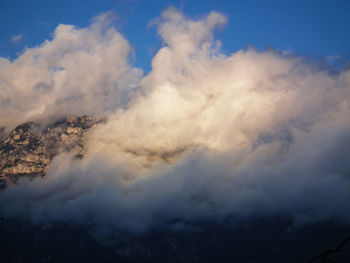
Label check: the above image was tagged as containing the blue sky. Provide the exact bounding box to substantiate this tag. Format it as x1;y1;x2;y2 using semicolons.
1;0;350;72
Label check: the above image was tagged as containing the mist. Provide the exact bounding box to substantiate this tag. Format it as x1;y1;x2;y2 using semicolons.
1;7;350;241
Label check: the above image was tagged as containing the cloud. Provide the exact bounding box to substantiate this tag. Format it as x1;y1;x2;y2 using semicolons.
0;12;142;131
11;34;23;43
1;7;350;241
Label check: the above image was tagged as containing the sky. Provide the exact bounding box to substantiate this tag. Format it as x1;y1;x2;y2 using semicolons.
1;0;350;243
1;0;350;72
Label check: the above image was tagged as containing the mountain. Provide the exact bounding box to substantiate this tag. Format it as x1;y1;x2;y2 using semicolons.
0;117;349;263
0;116;102;188
0;216;349;263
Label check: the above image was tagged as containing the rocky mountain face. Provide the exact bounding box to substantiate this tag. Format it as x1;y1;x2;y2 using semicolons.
0;116;102;188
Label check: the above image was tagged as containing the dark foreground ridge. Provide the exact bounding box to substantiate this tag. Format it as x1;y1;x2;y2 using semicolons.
0;216;349;263
308;236;350;263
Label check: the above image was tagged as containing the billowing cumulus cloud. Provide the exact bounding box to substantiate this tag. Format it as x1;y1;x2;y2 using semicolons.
0;12;142;131
1;7;350;240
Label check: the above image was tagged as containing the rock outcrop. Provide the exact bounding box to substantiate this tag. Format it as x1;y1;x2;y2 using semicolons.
0;116;102;187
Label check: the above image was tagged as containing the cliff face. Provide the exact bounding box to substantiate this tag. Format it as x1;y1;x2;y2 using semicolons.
0;116;101;187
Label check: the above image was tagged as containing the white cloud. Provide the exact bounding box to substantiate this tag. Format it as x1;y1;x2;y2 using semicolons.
11;34;23;43
0;12;142;131
1;7;350;240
